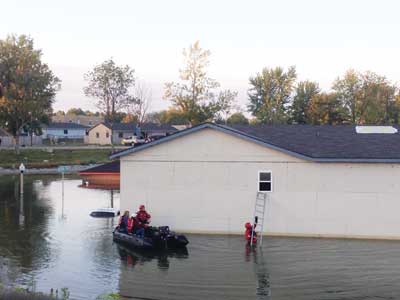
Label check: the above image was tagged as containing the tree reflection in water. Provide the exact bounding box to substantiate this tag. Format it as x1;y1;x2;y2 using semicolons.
0;175;53;286
245;245;271;300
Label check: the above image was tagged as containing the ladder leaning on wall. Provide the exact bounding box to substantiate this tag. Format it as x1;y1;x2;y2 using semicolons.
251;192;268;246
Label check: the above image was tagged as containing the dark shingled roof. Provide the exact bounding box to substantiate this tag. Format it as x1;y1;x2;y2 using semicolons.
231;124;400;160
80;160;120;174
45;122;89;129
110;123;400;162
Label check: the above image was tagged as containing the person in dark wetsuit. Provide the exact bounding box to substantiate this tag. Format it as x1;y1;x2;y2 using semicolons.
118;210;130;233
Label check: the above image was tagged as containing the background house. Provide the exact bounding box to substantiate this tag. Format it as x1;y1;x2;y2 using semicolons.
85;123;178;145
0;128;14;147
42;123;89;141
112;123;400;239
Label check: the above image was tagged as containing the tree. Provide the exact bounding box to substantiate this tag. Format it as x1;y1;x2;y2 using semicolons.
248;66;297;124
308;92;346;125
332;69;362;123
147;108;188;125
290;81;320;124
226;112;249;125
125;81;152;125
164;41;237;125
0;35;60;152
66;108;86;115
333;70;398;124
84;59;135;122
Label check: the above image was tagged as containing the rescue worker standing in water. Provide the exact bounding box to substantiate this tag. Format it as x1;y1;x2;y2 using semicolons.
136;205;151;227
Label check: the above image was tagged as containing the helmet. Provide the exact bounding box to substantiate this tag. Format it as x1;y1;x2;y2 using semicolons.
139;205;145;210
245;222;252;229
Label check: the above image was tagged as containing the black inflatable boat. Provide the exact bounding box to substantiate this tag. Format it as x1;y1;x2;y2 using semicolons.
113;226;189;250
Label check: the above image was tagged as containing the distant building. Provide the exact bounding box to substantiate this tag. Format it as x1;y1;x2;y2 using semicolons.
112;123;400;239
42;123;89;140
52;115;104;127
0;128;14;147
84;123;177;145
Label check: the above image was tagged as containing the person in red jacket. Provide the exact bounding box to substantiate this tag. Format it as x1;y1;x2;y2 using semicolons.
245;222;257;245
136;205;151;227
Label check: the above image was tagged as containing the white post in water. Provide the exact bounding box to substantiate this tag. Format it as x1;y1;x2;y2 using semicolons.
62;170;65;217
58;165;69;218
19;163;25;195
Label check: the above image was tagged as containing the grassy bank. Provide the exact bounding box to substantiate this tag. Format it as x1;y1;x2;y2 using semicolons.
0;149;111;169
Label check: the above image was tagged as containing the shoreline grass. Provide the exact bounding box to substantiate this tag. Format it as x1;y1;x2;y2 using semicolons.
0;149;111;169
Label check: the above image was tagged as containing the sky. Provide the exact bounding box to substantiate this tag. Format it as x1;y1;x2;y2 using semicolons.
1;0;400;114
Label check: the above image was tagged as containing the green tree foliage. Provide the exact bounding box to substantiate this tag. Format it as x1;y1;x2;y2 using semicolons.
84;59;135;122
0;35;60;152
66;107;86;115
248;66;297;124
226;112;249;125
290;81;320;124
164;41;237;125
333;70;398;124
147;108;188;125
308;92;346;125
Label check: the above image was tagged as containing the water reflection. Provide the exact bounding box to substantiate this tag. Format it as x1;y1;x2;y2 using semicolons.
3;176;400;300
0;175;53;286
117;244;189;270
245;245;271;300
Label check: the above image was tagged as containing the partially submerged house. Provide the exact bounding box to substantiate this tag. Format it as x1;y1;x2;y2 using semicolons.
111;123;400;239
79;160;120;189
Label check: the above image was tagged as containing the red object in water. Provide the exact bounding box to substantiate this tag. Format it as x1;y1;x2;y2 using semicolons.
244;222;257;244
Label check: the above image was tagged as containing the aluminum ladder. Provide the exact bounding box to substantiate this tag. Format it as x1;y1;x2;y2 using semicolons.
251;192;268;246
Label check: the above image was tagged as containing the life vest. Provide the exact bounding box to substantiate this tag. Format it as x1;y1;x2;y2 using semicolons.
136;210;151;224
127;217;137;233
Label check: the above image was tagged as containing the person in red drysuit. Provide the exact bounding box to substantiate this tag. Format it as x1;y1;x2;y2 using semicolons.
136;205;151;227
244;222;257;245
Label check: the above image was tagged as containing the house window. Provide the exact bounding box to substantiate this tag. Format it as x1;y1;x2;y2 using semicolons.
64;129;68;135
118;132;123;138
96;132;99;138
258;171;272;192
106;132;109;138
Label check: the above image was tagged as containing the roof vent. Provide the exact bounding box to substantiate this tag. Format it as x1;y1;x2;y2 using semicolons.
356;126;398;134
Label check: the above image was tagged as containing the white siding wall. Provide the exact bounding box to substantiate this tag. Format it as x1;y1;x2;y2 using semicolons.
43;128;86;139
121;128;400;239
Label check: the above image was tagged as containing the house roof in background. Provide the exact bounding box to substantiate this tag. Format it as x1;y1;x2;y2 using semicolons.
110;123;400;163
44;122;90;129
87;122;179;133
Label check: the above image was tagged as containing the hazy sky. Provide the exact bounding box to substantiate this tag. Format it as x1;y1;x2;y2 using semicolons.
2;0;400;113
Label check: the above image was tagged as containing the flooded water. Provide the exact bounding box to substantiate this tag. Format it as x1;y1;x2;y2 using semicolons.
1;175;400;299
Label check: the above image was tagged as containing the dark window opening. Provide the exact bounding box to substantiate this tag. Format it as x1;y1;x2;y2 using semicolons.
64;129;68;135
259;171;272;192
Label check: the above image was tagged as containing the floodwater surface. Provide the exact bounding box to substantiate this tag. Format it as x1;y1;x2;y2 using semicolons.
1;175;400;300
